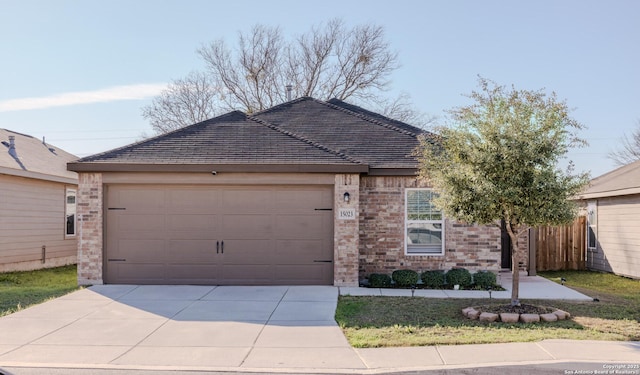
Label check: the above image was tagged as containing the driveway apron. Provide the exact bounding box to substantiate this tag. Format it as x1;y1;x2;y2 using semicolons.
0;285;366;370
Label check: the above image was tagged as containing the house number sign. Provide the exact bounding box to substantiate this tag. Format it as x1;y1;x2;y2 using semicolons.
338;208;356;220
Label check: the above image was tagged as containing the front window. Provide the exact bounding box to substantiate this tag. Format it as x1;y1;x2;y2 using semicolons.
65;188;76;237
405;189;444;255
587;200;597;250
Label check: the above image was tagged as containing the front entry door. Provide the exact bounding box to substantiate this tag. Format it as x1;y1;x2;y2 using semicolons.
501;220;512;269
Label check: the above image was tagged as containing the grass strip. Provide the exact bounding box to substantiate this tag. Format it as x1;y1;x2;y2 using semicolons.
336;270;640;347
0;265;80;317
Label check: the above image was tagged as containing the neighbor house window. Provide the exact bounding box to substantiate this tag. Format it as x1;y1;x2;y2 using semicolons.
405;189;444;255
65;188;76;237
587;200;597;250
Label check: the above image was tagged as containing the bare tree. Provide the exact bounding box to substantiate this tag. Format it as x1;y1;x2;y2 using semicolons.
142;71;221;133
372;92;437;130
284;19;397;102
144;19;411;134
608;120;640;166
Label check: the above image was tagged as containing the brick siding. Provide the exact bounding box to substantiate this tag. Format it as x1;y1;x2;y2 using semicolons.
77;173;103;285
358;176;502;281
333;174;360;286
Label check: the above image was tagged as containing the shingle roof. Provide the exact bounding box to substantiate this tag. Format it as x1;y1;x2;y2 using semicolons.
0;129;77;183
578;160;640;199
326;98;427;135
70;97;437;174
253;97;433;170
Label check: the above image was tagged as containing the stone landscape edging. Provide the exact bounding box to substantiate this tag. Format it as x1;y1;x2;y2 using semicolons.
462;307;571;323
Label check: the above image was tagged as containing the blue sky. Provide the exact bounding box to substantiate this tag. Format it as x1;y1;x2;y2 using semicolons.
1;0;638;178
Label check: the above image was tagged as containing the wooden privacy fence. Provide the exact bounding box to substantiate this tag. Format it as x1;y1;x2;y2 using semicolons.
535;216;586;271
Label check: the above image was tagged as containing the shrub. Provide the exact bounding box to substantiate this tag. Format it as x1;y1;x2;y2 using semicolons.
445;268;472;288
420;270;446;288
368;273;391;288
392;270;419;287
473;270;497;289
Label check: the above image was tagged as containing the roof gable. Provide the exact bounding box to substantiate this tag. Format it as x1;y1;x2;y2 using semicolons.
0;129;77;182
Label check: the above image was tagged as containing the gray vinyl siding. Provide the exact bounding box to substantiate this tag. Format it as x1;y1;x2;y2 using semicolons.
0;174;77;270
589;195;640;279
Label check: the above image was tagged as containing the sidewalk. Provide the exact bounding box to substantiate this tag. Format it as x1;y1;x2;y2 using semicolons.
354;340;640;372
339;272;594;300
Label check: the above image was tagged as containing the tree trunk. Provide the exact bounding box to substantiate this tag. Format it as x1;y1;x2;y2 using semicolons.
505;223;520;306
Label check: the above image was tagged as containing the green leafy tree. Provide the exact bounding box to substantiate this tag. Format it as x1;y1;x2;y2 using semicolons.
417;78;589;305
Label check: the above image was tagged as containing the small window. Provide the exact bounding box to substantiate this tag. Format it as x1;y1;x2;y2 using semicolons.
405;189;444;255
587;200;597;250
65;189;76;237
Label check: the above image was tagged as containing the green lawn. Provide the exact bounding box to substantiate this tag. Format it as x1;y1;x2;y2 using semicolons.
335;270;640;347
0;265;80;317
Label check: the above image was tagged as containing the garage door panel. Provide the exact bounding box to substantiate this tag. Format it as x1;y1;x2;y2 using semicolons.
113;231;168;240
274;189;330;210
106;185;333;285
220;265;273;284
168;190;218;213
222;214;272;238
275;240;327;263
167;240;217;262
275;215;324;239
116;239;165;262
168;214;219;232
116;189;165;213
118;215;165;231
220;240;274;263
220;190;272;212
166;264;219;282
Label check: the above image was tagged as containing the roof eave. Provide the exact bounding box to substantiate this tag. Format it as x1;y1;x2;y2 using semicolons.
367;168;419;176
1;165;77;184
67;162;369;174
577;186;640;200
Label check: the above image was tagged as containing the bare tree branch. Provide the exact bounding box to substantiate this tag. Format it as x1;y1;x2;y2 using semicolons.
370;93;437;130
608;119;640;166
141;71;220;134
143;18;410;134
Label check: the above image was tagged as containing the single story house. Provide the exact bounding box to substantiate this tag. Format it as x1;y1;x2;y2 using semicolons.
68;97;511;286
1;129;78;272
577;160;640;279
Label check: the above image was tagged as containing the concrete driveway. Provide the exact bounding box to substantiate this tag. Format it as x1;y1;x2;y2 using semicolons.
0;285;365;370
2;282;638;373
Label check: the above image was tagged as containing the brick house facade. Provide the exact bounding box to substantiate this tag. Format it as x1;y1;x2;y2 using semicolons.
68;98;509;286
358;176;504;281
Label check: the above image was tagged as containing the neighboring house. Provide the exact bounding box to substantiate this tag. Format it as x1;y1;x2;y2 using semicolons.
577;160;640;279
0;129;78;272
68;97;508;286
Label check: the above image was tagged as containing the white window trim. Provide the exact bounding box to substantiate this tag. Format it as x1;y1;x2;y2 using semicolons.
586;200;597;251
65;188;77;237
404;188;445;256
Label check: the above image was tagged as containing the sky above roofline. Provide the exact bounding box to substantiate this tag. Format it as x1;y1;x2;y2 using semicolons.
1;0;638;178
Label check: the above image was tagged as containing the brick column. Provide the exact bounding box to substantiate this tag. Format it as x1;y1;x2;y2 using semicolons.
77;173;103;285
333;174;360;286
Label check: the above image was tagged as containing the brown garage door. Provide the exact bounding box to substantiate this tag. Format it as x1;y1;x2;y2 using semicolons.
105;185;334;285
